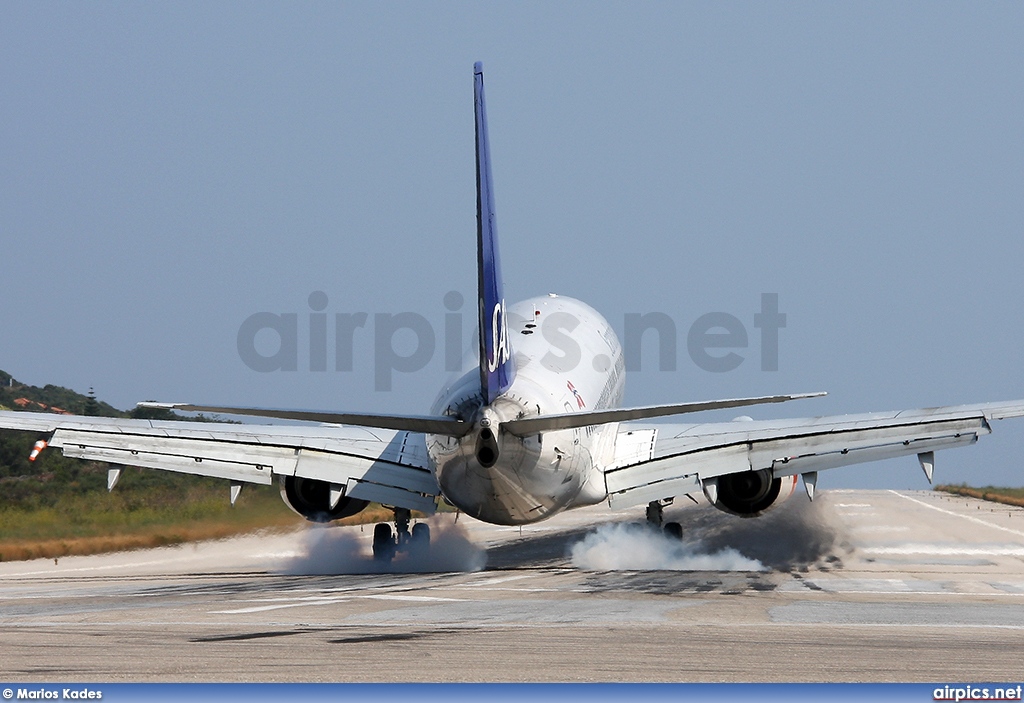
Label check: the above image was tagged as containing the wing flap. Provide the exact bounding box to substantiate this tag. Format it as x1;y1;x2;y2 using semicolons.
58;437;276;485
768;433;979;476
345;479;437;514
607;474;701;510
293;447;438;495
604;401;1019;506
53;428;293;485
1;411;440;514
606;443;749;509
52;425;294;474
747;415;987;475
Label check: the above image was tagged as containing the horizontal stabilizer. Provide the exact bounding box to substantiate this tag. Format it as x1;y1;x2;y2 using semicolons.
500;392;826;437
137;402;471;437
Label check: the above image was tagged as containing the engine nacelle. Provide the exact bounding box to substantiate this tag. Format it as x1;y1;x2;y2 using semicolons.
705;470;797;517
278;475;369;523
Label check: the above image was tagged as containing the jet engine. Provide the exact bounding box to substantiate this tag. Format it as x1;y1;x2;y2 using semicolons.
278;475;369;523
705;469;797;517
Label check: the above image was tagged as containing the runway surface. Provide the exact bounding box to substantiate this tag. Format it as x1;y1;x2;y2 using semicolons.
1;489;1023;682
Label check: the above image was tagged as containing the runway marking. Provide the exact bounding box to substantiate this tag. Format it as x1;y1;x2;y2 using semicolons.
778;590;1024;597
211;598;348;614
790;578;946;594
210;592;465;614
361;594;466;602
863;544;1024;556
469;574;540;586
770;601;1024;627
890;490;1024;539
450;587;561;593
1;558;209;577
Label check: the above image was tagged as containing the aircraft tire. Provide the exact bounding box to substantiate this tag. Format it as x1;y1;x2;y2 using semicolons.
411;522;430;545
372;522;395;561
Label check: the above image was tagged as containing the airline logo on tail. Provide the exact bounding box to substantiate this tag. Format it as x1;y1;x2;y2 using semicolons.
486;299;511;373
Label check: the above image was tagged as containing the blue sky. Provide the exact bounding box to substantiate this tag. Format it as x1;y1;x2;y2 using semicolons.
2;3;1023;489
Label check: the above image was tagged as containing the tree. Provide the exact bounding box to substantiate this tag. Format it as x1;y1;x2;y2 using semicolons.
83;388;100;417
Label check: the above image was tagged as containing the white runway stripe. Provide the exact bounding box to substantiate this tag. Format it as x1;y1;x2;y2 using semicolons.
889;490;1024;539
863;544;1024;556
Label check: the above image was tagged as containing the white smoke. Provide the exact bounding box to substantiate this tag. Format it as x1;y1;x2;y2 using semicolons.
569;522;766;571
282;516;486;575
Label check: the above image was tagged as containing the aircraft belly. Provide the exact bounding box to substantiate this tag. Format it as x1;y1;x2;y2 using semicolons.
426;294;622;526
436;449;582;525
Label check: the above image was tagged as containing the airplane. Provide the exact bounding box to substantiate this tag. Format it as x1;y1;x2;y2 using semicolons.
2;62;1024;562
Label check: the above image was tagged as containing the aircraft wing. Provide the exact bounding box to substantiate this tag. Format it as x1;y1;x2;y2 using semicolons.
0;411;439;513
603;400;1024;509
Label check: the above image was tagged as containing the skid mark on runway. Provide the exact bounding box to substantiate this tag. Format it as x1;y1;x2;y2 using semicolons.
580;570;781;596
328;631;440;644
193;630;310;642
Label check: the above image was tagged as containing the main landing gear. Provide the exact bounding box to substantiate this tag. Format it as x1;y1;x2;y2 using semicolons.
646;499;683;541
372;507;431;562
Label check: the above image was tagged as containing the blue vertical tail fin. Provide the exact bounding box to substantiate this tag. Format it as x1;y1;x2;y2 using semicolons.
474;62;515;405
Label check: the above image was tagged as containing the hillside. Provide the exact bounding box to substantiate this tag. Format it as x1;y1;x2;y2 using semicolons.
0;370;122;417
0;370;223;496
0;370;301;560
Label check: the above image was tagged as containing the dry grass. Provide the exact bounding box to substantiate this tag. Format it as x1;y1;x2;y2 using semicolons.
0;519;301;561
335;504;399;526
935;484;1024;508
0;496;428;562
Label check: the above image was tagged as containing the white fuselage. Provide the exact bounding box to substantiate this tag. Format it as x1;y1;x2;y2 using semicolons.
427;295;625;525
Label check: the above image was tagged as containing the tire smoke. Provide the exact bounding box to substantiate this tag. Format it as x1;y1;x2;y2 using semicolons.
281;516;486;575
569;493;848;571
570;522;766;571
690;492;848;570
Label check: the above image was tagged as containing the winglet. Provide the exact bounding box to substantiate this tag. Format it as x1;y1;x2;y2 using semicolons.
475;62;516;404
